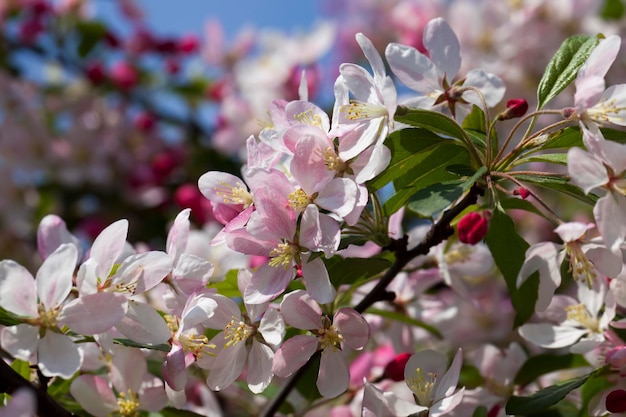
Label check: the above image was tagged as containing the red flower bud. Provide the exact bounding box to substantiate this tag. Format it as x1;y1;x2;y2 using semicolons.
513;186;530;199
458;212;489;245
109;61;138;90
499;98;528;120
382;352;411;381
178;34;199;54
134;111;156;133
606;389;626;413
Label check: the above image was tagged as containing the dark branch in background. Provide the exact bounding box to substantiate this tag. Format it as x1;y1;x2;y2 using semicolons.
0;360;74;417
260;184;484;417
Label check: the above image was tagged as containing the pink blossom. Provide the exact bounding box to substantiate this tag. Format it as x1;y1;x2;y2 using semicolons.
272;290;370;398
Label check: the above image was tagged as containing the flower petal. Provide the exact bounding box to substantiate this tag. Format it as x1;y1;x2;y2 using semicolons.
38;332;83;378
36;243;77;310
0;261;37;317
59;292;127;335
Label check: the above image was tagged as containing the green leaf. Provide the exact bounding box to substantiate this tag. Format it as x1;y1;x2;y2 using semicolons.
499;197;550;220
395;108;471;144
539;127;583;150
537;34;600;109
601;126;626;143
368;128;454;191
113;338;171;352
447;164;477;177
601;0;625;20
513;152;569;166
407;166;487;218
326;256;392;287
211;269;241;298
513;174;598;206
381;143;469;215
76;21;107;57
10;359;31;380
506;372;592;414
0;306;23;326
472;406;489;417
514;353;589;386
367;308;442;339
580;374;613;416
484;208;538;326
462;105;487;133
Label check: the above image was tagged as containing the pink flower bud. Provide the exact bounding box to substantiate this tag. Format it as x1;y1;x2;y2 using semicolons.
178;34;199;54
381;352;411;381
607;389;626;413
499;98;528;120
109;61;138;90
458;212;489;245
513;186;530;199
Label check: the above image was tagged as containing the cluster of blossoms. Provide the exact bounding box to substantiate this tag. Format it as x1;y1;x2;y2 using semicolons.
4;3;626;417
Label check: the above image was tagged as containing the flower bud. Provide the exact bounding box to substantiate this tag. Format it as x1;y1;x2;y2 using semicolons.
457;212;489;245
513;187;530;199
499;98;528;120
381;352;411;381
109;61;138;91
606;389;626;413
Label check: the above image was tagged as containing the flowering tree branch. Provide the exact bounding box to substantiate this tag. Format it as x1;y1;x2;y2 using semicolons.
260;184;483;417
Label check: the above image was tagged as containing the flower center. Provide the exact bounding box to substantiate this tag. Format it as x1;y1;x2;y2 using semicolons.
37;304;59;329
341;101;387;121
268;242;299;269
588;98;626;125
318;324;344;352
164;314;179;333
117;389;140;417
294;109;324;129
215;181;253;207
224;317;254;347
565;304;600;333
565;243;596;288
178;332;216;359
322;147;348;173
288;188;310;212
406;368;437;406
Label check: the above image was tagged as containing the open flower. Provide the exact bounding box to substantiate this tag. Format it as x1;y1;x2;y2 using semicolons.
70;346;168;417
385;17;504;120
0;243;127;378
362;349;464;417
272;290;370;398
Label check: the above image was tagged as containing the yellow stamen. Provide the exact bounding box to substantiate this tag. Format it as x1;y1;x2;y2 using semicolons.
565;304;600;333
294;109;324;128
224;317;253;347
214;182;253;206
406;368;437;406
288;188;310;212
268;242;298;269
322;147;348;173
37;304;59;329
178;332;216;359
117;390;140;417
565;243;596;288
318;325;344;352
164;314;179;333
341;101;387;121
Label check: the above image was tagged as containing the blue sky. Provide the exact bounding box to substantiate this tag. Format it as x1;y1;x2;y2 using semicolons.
94;0;324;38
